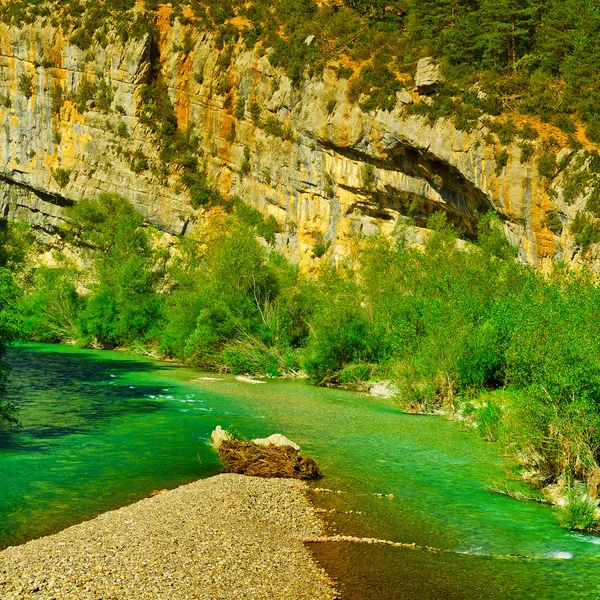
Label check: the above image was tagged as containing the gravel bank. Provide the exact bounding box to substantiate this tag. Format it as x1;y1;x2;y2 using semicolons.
0;474;337;599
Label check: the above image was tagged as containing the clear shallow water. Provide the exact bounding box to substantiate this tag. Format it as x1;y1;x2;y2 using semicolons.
1;344;600;598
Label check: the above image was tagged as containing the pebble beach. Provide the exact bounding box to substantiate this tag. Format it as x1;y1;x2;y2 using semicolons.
0;474;337;599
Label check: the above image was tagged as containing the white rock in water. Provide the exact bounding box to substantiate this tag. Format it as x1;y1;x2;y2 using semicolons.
253;434;301;451
210;425;232;448
235;375;266;384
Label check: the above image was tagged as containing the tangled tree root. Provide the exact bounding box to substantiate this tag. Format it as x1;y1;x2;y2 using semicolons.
219;441;323;480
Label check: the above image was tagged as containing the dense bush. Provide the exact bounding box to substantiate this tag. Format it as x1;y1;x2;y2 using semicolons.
557;486;599;531
570;212;600;250
19;267;82;342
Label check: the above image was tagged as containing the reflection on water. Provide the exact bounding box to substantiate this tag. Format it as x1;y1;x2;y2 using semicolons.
1;343;600;599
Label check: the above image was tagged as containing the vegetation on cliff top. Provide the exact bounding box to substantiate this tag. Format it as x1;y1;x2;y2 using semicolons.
3;0;600;139
3;194;600;530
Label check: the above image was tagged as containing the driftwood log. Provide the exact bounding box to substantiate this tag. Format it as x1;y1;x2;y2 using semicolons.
218;441;322;480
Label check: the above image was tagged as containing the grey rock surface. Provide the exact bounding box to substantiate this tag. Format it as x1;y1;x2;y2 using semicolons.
414;57;444;93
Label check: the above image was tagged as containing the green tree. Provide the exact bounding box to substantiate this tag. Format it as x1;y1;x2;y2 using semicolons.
66;194;164;349
0;267;22;427
475;0;541;71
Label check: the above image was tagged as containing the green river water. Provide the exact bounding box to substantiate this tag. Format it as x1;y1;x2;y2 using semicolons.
1;343;599;599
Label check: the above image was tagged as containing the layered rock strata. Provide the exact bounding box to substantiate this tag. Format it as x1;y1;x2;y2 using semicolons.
0;15;588;269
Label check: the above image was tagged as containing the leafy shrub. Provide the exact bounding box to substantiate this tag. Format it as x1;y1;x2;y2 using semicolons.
240;145;251;176
494;148;509;175
519;142;535;164
586;121;600;145
519;124;539;140
52;167;70;188
570;212;600;249
337;363;373;384
74;78;97;113
182;170;221;208
234;96;246;119
361;163;375;187
225;425;246;441
95;78;113;112
248;101;261;124
117;121;129;138
182;30;194;54
18;74;33;98
51;83;64;114
19;267;83;342
538;152;558;179
349;61;401;112
557;487;598;531
488;119;518;145
263;116;294;141
553;114;576;134
562;167;592;205
313;240;331;258
303;297;386;384
476;402;502;442
216;78;233;96
586;187;600;217
336;66;354;80
225;122;236;142
235;203;279;244
129;149;149;173
544;211;563;235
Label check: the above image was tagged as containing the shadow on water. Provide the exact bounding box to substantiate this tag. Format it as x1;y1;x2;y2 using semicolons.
0;345;175;451
0;345;224;549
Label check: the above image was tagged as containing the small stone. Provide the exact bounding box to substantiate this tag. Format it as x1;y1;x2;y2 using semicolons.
395;88;413;106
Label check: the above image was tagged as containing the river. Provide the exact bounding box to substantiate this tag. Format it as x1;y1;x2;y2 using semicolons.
1;343;599;598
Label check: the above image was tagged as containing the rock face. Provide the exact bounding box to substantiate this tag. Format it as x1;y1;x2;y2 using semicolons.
414;57;444;94
0;15;591;269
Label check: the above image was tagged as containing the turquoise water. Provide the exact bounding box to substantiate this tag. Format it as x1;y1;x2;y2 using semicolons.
1;343;600;598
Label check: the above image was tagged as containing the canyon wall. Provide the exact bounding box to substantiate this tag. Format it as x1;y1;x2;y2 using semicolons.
0;13;587;270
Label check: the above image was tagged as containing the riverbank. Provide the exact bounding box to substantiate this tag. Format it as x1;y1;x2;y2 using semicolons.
0;474;337;599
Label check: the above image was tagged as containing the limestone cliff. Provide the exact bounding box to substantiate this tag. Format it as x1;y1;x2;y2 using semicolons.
0;14;592;270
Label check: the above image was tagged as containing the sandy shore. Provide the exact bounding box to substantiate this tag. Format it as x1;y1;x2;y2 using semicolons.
0;474;337;599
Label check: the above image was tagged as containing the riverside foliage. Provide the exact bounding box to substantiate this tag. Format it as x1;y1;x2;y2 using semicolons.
4;195;600;529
